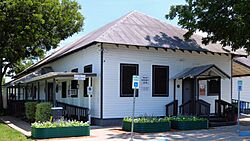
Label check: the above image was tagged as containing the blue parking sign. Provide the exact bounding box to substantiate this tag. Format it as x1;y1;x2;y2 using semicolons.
132;75;140;89
238;80;243;92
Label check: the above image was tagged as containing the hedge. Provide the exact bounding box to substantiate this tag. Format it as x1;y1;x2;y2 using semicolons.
35;102;52;122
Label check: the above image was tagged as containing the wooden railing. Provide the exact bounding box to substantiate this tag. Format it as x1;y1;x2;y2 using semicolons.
179;99;210;116
56;101;89;122
215;99;236;121
7;100;39;117
196;99;210;117
232;99;250;114
165;100;178;116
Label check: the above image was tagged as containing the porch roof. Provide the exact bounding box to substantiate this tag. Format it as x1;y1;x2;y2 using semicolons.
12;72;97;84
172;64;230;79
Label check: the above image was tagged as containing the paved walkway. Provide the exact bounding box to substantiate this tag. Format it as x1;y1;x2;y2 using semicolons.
2;116;250;141
0;116;31;137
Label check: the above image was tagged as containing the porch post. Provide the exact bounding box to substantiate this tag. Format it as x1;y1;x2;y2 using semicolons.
218;78;222;116
37;82;40;101
32;83;34;100
11;86;14;100
45;80;48;101
25;84;28;100
53;78;56;106
6;86;10;101
194;77;197;115
18;83;20;100
14;85;17;100
22;87;25;100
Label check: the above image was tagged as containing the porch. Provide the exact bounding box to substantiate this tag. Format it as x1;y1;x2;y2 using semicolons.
165;64;236;126
5;71;96;123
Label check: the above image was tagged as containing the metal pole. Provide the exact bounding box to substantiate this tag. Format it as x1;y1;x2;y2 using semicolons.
237;90;240;133
88;77;92;124
130;89;136;141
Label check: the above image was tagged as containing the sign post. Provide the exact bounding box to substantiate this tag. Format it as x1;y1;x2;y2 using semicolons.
237;80;243;133
130;75;139;141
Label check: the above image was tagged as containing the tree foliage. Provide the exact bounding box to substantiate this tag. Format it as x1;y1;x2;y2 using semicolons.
166;0;250;52
0;0;84;109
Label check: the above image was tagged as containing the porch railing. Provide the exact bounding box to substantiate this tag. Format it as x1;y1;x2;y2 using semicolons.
232;99;250;114
7;100;39;117
165;100;178;116
215;99;236;121
179;99;210;116
56;101;89;122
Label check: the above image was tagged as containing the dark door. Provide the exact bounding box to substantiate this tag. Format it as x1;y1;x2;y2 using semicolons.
182;78;195;115
48;83;54;102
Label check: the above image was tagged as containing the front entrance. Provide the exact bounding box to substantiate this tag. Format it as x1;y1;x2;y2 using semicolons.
182;78;195;115
48;83;54;102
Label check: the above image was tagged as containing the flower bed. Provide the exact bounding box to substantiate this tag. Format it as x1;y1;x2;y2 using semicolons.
31;121;90;139
122;117;170;133
170;116;208;130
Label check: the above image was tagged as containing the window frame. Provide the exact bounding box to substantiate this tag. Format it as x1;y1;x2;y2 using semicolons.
84;65;93;97
120;63;139;97
70;68;78;98
207;77;221;96
152;65;169;97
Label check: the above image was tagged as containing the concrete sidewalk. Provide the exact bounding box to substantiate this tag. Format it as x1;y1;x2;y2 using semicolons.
0;116;31;137
1;116;250;141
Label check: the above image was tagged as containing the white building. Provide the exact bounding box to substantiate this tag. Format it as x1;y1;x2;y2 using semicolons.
5;12;249;126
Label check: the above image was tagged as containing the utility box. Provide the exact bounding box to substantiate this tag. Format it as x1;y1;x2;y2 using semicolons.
51;107;63;121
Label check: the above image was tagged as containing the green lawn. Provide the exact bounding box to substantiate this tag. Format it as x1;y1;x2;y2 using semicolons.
0;122;31;141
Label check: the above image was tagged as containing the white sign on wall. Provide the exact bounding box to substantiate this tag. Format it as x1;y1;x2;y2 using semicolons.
74;75;86;80
140;75;150;91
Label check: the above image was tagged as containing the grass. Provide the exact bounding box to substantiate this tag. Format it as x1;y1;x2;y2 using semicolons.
0;122;31;141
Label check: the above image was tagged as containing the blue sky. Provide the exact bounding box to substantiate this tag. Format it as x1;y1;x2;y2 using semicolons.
58;0;186;48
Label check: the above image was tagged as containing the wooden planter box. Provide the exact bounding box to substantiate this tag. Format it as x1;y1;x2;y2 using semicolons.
171;120;208;130
32;126;90;139
122;121;170;133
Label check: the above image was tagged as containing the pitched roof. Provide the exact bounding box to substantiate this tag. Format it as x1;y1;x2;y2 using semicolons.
172;64;230;79
16;11;246;78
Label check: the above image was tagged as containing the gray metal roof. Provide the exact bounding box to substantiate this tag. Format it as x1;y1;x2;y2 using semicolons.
16;11;247;78
173;64;230;79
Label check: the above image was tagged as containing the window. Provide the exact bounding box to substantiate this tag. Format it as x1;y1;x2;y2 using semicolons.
207;78;220;96
61;82;67;98
120;64;139;97
84;65;93;97
152;65;169;97
71;68;78;97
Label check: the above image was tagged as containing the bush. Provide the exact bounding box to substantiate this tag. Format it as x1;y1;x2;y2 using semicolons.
123;116;170;123
31;120;89;128
35;102;52;122
25;102;38;122
170;116;207;122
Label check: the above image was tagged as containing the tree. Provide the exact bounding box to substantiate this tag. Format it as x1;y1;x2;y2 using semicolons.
166;0;250;52
0;0;84;109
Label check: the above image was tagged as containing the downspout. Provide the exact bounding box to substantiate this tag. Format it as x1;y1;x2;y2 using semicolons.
100;43;104;119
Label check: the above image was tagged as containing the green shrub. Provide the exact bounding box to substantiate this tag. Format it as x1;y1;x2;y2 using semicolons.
123;116;170;123
25;102;38;122
35;102;52;122
31;120;89;128
170;116;207;122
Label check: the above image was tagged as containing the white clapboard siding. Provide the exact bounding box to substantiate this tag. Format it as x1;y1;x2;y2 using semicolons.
37;44;101;118
102;44;231;118
233;77;250;102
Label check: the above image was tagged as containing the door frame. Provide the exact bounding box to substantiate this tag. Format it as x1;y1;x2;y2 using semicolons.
182;78;195;104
